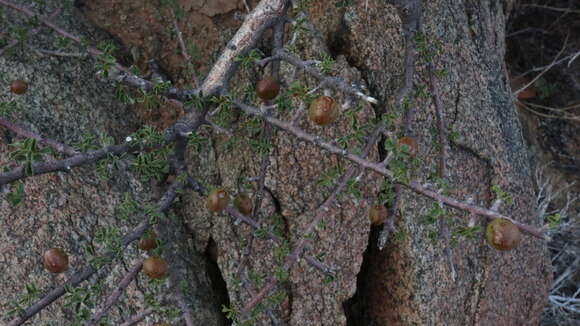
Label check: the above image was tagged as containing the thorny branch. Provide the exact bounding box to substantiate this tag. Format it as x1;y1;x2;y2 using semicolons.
153;133;197;326
6;179;180;326
0;0;199;101
226;206;336;276
236;11;288;308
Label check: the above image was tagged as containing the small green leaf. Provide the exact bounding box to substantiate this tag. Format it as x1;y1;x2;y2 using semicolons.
6;182;25;206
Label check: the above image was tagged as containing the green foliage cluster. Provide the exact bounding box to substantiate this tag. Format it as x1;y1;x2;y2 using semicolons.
491;185;514;206
95;40;118;78
335;0;356;8
235;49;263;69
63;284;102;325
0;100;20;115
383;137;418;183
9;138;51;176
6;283;40;317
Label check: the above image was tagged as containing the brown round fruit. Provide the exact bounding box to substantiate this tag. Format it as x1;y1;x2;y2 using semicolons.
398;136;418;158
369;205;388;226
207;188;229;212
234;193;253;215
43;248;69;273
308;96;339;126
138;231;158;251
10;80;28;95
256;77;280;101
143;256;168;279
486;218;521;251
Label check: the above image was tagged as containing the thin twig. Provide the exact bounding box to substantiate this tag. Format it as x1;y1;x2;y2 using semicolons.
167;274;195;326
34;48;88;57
392;0;421;108
270;9;288;79
161;133;197;326
226;206;336;276
237;9;288;284
264;49;378;104
240;274;282;326
515;51;579;78
171;8;200;88
203;117;234;136
518;101;580;122
0;8;61;56
521;4;580;14
428;60;455;280
84;259;144;326
514;37;568;96
378;0;421;248
118;307;155;326
0;143;130;185
0;117;80;156
525;101;580;112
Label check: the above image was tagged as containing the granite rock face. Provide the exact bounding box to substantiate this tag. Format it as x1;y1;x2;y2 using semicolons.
1;1;222;325
1;0;552;326
1;1;143;323
343;1;551;325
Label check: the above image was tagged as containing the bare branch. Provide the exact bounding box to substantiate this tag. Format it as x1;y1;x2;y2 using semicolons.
514;37;568;97
201;0;288;95
0;117;80;156
0;8;61;56
226;206;336;276
85;259;144;326
171;8;200;88
0;143;130;185
267;49;378;104
118;307;155;326
521;4;580;14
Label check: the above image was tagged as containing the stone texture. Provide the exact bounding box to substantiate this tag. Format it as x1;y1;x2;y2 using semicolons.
344;1;551;325
1;1;223;325
1;0;553;325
